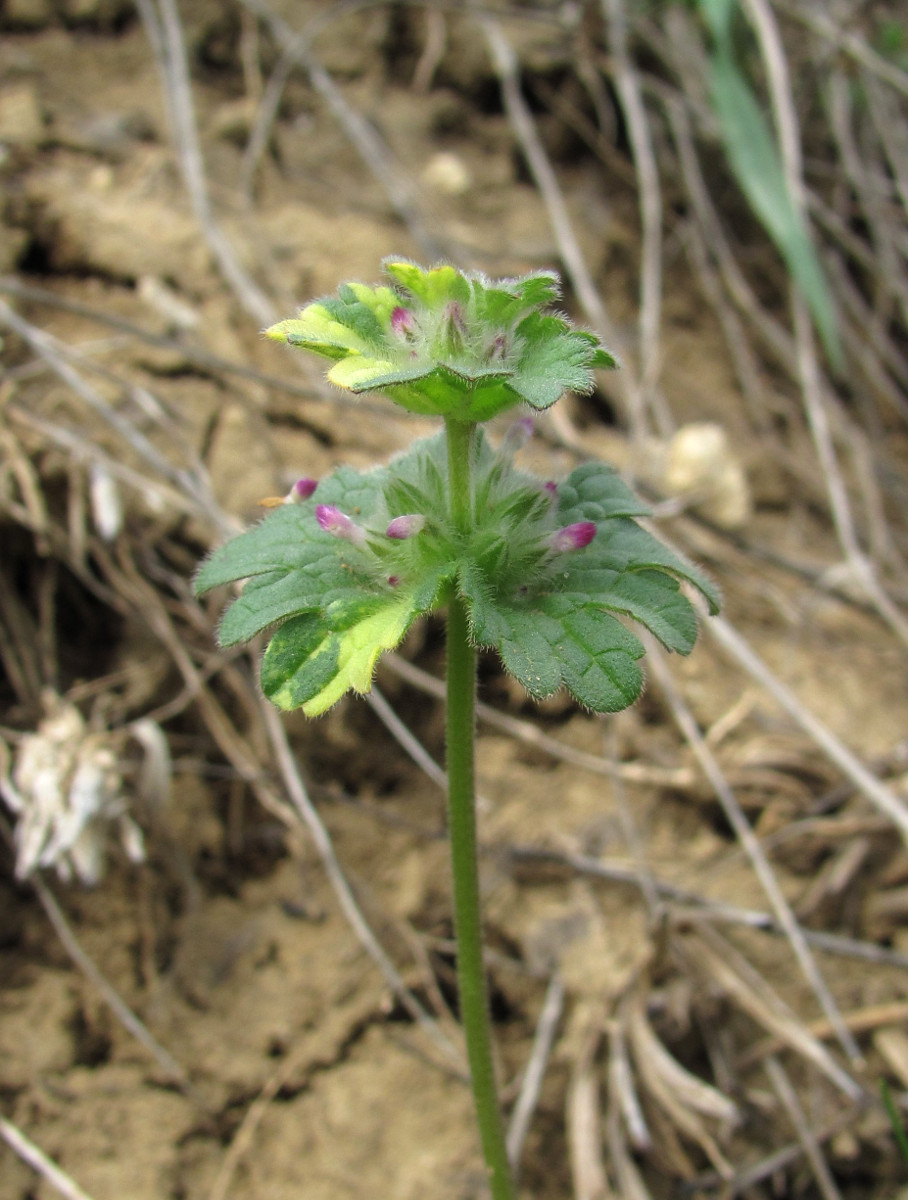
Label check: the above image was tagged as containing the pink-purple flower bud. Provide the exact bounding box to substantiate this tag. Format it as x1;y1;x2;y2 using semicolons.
488;332;509;361
544;480;558;496
439;301;467;355
391;306;415;337
549;521;596;553
316;504;366;546
291;477;318;502
386;513;426;540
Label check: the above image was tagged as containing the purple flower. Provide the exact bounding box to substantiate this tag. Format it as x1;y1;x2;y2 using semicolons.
291;477;318;502
549;522;596;553
386;514;426;540
544;481;558;497
316;504;366;546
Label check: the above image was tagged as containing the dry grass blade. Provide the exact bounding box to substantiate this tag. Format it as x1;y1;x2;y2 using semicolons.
703;610;908;844
0;805;193;1093
0;1117;98;1200
386;654;697;790
506;973;565;1169
645;639;862;1070
365;687;448;792
624;992;735;1178
764;1055;845;1200
739;1001;908;1072
626;990;739;1126
134;0;274;324
237;0;441;259
607;1019;650;1152
567;1023;614;1200
601;0;667;429
260;703;460;1067
679;927;859;1100
604;1097;654;1200
478;16;647;443
874;1027;908;1090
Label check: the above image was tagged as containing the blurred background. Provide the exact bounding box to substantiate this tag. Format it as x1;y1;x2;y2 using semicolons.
1;1;907;1197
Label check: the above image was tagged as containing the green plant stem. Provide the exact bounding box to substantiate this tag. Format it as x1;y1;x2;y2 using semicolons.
445;417;475;534
444;417;516;1200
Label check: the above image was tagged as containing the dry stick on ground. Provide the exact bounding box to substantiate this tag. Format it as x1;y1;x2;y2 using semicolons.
365;686;449;793
764;1055;845;1200
644;640;863;1075
0;277;354;413
386;653;697;790
478;16;649;445
601;0;671;437
0;301;229;535
8;407;208;526
702;609;908;845
134;0;275;326
260;702;461;1066
237;0;443;260
607;1019;650;1153
780;0;908;100
506;973;566;1171
826;71;907;327
206;1029;338;1200
743;0;908;648
679;926;859;1105
0;814;194;1096
567;1023;615;1200
740;1001;908;1074
105;544;457;1064
0;1116;98;1200
653;62;798;372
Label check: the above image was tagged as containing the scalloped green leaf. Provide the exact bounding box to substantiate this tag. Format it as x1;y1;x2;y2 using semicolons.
465;579;646;712
263;592;418;715
511;314;607;410
551;606;644;712
260;612;339;711
557;462;651;522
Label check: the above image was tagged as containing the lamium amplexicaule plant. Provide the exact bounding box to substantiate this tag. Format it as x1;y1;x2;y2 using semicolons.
194;259;719;1199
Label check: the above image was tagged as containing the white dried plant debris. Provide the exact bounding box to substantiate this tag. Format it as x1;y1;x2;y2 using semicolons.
88;460;123;541
663;422;752;530
0;700;147;885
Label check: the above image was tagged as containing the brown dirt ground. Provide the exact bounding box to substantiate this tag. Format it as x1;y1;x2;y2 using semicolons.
1;3;907;1199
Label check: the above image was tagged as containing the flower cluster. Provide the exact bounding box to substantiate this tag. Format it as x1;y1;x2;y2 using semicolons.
266;258;616;422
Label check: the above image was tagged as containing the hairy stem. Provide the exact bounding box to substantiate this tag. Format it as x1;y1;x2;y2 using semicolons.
445;417;475;534
445;418;516;1200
